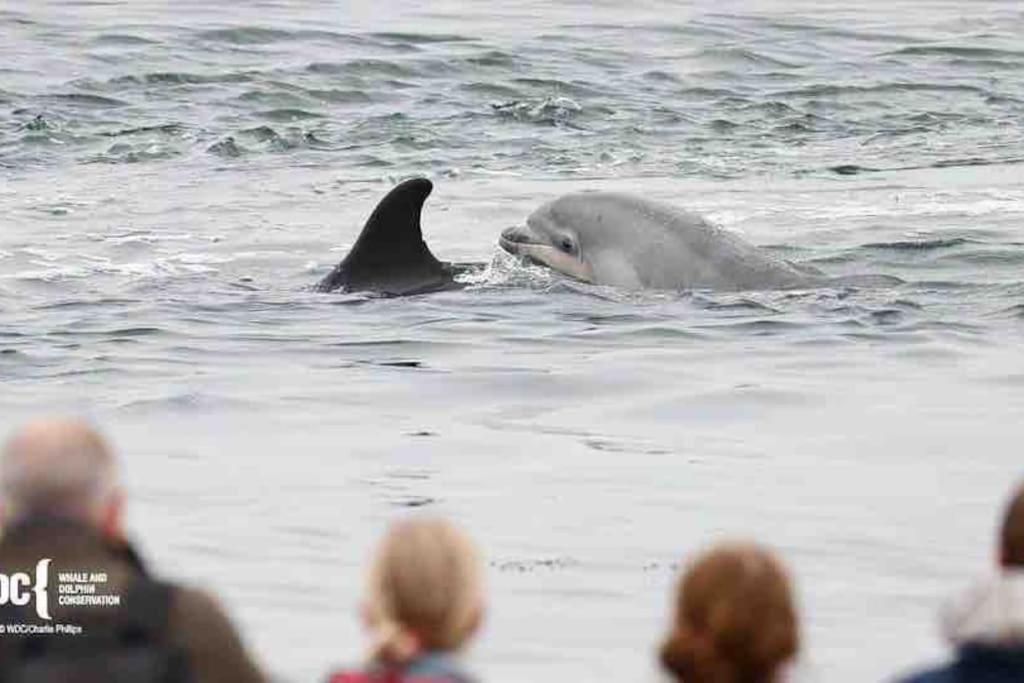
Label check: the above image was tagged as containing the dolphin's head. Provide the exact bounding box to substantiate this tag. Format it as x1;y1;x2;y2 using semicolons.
500;193;644;288
499;196;598;283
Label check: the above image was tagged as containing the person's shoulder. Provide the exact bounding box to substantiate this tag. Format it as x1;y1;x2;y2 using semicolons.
166;584;239;635
891;661;955;683
326;671;383;683
324;668;475;683
325;672;364;683
165;583;267;683
170;584;226;618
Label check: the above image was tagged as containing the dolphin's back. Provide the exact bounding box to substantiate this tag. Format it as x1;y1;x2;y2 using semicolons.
552;192;816;291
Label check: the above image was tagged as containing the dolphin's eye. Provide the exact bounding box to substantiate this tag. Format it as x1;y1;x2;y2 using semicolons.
560;236;576;253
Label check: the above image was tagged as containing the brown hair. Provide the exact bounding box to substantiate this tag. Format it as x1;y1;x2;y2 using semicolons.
660;542;799;683
1001;481;1024;568
364;517;484;665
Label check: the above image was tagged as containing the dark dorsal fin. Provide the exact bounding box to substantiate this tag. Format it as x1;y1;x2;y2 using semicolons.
317;178;455;295
346;177;437;269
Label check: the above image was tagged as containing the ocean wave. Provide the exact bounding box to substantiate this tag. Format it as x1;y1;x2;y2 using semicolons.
830;156;1024;176
885;45;1024;60
6;255;224;283
693;296;782;313
193;28;432;49
98;122;187;139
92;33;160;46
862;238;973;251
207;137;243;158
296;88;373;104
105;71;254;87
118;392;262;414
237;88;312;107
256;108;325;123
773;82;991;98
369;32;475;45
196;26;295;45
491;97;583;126
43;93;130;108
17;113;57;132
1003;304;1024;319
306;59;418;78
466;50;520;68
459;82;524;99
690;46;803;69
463;253;557;289
206;125;326;157
88;141;183;164
937;249;1024;267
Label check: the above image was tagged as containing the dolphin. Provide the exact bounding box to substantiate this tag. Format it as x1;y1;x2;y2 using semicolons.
317;178;470;295
499;192;823;291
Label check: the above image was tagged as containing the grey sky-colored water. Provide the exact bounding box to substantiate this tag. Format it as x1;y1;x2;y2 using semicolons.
1;1;1023;681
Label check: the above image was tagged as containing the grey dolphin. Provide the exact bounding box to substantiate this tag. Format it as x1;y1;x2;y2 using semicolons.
500;192;823;291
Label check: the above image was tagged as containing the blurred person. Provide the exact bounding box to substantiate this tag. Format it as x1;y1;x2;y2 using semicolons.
328;517;484;683
0;417;266;683
895;480;1024;682
659;542;800;683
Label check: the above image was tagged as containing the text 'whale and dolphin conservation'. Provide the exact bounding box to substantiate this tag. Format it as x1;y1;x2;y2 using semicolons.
316;178;896;296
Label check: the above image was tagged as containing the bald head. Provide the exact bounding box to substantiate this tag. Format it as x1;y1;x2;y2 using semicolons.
1002;481;1024;569
1;418;122;531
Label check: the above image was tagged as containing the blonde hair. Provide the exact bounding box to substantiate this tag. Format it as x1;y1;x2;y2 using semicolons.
660;542;799;683
364;517;484;664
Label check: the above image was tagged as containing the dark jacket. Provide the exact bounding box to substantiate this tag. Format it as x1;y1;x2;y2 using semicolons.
0;517;266;683
896;571;1024;683
899;646;1024;682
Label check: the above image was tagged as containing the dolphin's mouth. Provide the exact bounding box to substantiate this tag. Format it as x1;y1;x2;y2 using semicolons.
498;225;593;283
499;225;540;256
